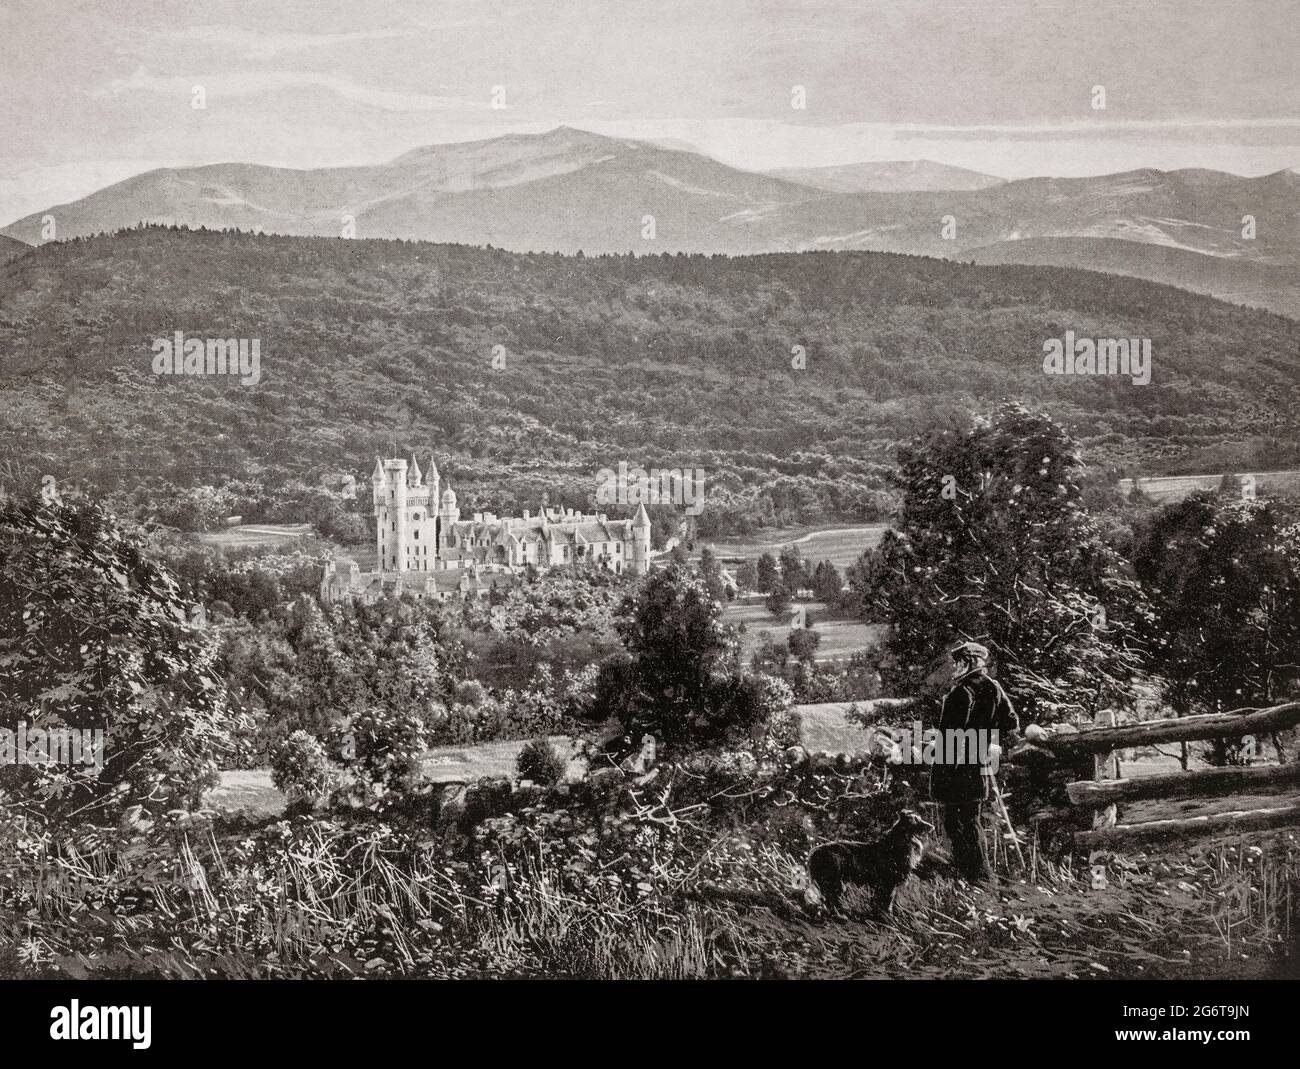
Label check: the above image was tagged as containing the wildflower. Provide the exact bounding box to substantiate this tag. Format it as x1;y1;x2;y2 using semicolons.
17;937;49;966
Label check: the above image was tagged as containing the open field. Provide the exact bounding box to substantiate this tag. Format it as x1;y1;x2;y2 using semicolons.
195;523;315;550
797;701;878;754
205;735;584;819
699;523;887;570
420;735;585;782
725;599;885;662
1119;469;1300;504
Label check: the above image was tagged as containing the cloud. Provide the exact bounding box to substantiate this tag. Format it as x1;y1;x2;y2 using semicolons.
159;25;420;60
891;118;1300;142
91;67;488;113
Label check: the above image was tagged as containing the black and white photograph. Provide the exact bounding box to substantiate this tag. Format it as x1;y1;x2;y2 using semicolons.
0;0;1297;1042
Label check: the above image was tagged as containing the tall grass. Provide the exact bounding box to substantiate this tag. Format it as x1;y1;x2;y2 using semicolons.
0;826;728;978
3;813;1298;978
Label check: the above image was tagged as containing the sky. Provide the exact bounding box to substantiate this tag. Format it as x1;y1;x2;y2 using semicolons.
2;0;1297;224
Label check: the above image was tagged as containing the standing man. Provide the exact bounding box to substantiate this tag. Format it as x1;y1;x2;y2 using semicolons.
930;641;1019;885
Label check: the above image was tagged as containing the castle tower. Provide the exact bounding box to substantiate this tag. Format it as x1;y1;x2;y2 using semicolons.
423;455;440;568
371;458;385;568
373;458;410;572
425;455;440;515
439;486;460;530
631;503;651;575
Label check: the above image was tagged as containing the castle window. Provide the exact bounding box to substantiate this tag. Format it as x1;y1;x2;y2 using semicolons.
414;530;419;539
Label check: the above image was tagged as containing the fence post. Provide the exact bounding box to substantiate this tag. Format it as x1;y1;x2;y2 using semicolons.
1092;709;1119;832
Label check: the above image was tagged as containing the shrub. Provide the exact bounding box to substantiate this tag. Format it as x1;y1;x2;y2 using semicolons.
454;679;487;706
344;705;429;797
270;730;334;807
517;738;567;786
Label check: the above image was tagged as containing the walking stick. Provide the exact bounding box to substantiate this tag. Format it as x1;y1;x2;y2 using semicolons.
990;774;1025;870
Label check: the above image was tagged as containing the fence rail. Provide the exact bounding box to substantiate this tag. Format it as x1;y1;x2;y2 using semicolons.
1029;701;1300;848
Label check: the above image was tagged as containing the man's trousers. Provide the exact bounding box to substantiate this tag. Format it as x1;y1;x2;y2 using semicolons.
943;801;991;883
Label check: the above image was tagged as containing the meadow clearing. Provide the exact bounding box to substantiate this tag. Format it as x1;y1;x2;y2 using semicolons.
722;599;886;662
698;523;886;571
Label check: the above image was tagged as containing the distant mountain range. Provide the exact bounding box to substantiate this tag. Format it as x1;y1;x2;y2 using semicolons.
765;159;1004;193
2;126;1297;317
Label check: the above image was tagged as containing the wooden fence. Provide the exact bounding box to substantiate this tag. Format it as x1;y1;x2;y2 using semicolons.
1028;701;1300;848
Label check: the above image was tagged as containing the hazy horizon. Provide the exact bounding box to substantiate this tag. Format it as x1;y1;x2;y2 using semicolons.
2;0;1297;225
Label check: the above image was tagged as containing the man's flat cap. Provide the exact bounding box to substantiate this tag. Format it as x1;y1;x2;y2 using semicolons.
950;641;990;660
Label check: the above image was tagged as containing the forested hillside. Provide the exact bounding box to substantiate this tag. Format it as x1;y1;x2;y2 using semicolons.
0;226;1296;533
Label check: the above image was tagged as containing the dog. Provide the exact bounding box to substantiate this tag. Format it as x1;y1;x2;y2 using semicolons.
807;809;935;916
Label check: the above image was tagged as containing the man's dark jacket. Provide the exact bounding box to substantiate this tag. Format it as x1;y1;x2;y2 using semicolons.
929;668;1019;804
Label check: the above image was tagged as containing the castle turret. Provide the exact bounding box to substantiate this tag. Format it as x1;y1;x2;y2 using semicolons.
631;503;651;575
440;485;459;526
371;458;386;528
407;454;422;487
426;455;440;508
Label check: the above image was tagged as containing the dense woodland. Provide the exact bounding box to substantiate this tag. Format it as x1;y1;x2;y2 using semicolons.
0;226;1297;537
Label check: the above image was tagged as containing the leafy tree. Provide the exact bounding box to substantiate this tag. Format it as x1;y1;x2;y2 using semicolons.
1134;493;1300;760
788;627;821;662
609;562;791;749
590;651;637;727
854;403;1148;723
811;559;842;603
698;546;727;603
735;560;758;593
779;546;808;593
755;552;779;593
270;596;451;751
765;584;792;618
0;496;240;819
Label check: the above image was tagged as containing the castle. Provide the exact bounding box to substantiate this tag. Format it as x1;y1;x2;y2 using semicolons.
321;455;652;603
